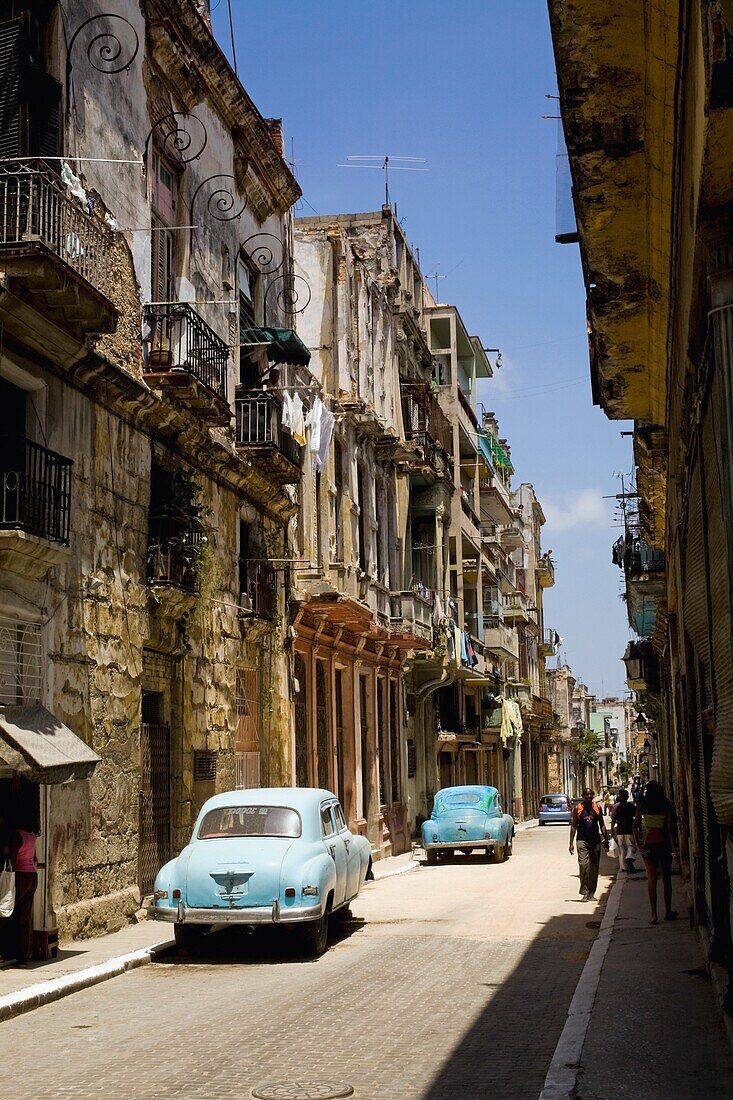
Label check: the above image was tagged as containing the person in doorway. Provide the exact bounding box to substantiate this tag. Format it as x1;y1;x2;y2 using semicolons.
634;780;677;925
569;788;610;901
611;789;638;873
4;815;38;967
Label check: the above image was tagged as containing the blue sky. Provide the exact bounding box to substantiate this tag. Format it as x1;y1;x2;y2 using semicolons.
213;0;632;697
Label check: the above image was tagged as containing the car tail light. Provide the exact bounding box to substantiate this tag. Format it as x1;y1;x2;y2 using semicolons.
172;888;181;899
284;888;296;899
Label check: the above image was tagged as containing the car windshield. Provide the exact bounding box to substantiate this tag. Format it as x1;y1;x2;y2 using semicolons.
434;789;495;814
198;805;302;839
542;796;567;806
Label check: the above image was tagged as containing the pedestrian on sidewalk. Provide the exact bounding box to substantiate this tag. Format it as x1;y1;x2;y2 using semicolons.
611;789;639;874
2;815;38;967
569;788;610;901
633;780;678;926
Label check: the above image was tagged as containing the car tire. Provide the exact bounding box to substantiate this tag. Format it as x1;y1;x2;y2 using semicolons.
302;907;330;957
426;848;438;865
505;834;513;858
493;842;507;864
174;923;210;954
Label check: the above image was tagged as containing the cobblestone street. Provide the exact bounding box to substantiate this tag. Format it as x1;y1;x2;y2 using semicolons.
0;827;611;1100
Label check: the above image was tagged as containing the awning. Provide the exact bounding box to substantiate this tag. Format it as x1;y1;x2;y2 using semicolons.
0;705;101;783
240;327;311;367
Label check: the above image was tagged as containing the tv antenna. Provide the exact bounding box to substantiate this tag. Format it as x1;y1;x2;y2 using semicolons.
426;270;446;301
337;155;427;207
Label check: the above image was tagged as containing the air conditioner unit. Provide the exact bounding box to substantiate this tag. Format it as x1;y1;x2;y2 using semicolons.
239;592;253;613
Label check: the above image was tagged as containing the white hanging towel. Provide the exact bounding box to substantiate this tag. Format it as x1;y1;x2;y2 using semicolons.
315;407;335;471
291;392;306;446
282;391;294;432
305;396;323;453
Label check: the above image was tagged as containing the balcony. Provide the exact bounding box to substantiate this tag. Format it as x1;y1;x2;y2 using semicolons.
389;591;433;649
239;559;276;621
539;628;559;657
235;392;302;483
483;614;519;660
536;553;555;588
503;591;533;623
456;385;479;430
0;436;73;577
402;430;451;482
142;302;230;425
0;160;117;340
147;513;203;616
460;488;480;531
500;524;524;551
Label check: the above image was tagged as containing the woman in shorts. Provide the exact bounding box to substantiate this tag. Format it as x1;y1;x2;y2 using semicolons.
633;780;677;925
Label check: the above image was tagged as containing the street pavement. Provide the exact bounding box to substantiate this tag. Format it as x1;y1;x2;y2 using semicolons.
0;825;609;1099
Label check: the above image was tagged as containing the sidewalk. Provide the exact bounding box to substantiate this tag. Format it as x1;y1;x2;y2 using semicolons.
0;919;173;1020
542;864;733;1099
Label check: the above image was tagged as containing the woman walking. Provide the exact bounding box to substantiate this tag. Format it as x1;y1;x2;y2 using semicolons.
634;780;677;925
4;815;38;967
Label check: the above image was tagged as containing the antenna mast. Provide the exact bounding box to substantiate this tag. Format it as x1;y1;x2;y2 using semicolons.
337;155;428;207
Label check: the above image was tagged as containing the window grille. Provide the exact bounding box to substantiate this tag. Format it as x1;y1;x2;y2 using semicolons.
193;749;217;782
407;739;417;779
0;614;42;706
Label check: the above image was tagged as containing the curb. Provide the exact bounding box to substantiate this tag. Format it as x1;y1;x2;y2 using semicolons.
538;874;625;1100
372;859;420;882
0;938;175;1024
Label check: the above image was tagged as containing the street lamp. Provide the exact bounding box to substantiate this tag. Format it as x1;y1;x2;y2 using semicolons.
622;641;643;682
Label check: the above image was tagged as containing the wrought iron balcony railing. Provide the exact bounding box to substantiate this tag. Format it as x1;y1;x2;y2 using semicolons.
147;513;204;593
1;437;73;545
404;430;449;477
239;559;276;620
143;302;228;403
0;160;113;299
235;392;302;468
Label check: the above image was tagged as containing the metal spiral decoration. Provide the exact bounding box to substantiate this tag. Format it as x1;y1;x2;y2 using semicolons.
66;14;140;80
144;112;208;165
190;174;246;223
265;273;312;321
239;232;286;275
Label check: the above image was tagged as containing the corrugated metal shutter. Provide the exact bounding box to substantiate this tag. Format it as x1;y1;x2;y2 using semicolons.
683;463;714;912
0;16;27;159
704;405;733;825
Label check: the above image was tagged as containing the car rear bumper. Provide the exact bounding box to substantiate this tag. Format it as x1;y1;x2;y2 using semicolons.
151;900;323;925
539;813;572;824
423;840;500;850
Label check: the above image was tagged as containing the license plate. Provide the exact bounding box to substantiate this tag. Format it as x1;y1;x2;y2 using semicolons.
213;876;249;897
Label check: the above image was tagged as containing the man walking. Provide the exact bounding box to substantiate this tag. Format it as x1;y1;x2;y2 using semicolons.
611;788;638;873
569;787;609;901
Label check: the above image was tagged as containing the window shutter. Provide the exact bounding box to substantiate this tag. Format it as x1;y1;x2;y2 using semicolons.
150;216;172;302
31;71;61;160
0;15;29;159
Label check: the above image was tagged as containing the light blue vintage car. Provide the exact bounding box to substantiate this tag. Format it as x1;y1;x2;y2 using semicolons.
421;785;515;863
151;787;372;956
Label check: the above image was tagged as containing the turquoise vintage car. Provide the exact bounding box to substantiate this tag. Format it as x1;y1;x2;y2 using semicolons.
151;788;372;956
421;785;515;863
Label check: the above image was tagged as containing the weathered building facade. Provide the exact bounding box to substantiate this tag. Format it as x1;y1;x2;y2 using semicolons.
0;0;304;938
292;210;433;857
549;0;733;1004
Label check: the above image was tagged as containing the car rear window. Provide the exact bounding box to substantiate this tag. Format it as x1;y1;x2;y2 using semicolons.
434;790;495;813
542;796;567;807
198;806;302;839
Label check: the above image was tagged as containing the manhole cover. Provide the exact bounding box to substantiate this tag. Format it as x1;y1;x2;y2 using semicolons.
252;1085;354;1100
